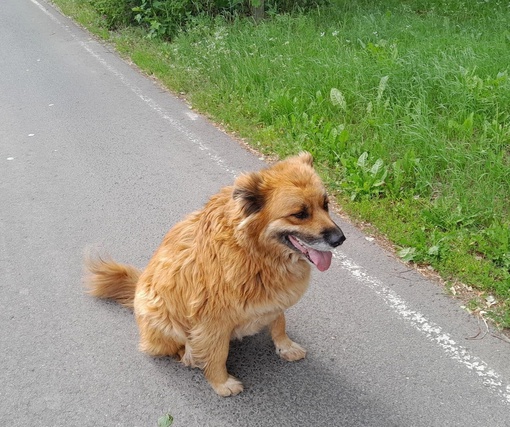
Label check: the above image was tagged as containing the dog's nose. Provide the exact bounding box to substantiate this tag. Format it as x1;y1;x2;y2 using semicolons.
324;227;346;248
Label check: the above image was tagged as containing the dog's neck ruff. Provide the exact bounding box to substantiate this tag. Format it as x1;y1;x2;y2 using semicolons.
287;235;332;272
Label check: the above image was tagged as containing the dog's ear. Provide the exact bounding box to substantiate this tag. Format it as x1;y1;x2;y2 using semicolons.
233;172;264;216
297;151;314;166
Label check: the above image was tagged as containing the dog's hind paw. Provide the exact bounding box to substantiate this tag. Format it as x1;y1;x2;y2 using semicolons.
277;341;307;361
212;375;244;397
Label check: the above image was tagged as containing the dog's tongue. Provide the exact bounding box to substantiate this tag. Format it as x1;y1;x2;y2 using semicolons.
308;248;333;272
288;235;333;272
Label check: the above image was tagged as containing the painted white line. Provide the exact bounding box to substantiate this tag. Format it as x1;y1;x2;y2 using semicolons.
32;0;510;407
334;251;510;405
30;0;238;178
186;111;199;121
29;0;55;18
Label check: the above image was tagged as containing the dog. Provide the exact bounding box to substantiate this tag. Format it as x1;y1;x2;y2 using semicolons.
85;152;345;396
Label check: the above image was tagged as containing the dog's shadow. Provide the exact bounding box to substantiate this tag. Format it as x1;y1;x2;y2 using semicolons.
153;331;402;427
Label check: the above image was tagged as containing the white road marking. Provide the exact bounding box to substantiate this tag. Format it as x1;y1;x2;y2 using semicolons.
30;0;238;178
185;111;199;120
334;251;510;405
32;0;510;406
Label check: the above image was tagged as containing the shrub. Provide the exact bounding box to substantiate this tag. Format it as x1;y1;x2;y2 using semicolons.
89;0;137;28
89;0;330;39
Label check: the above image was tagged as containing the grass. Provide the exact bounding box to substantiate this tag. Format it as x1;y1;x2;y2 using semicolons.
51;0;510;328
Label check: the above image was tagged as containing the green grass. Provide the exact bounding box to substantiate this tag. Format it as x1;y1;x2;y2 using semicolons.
52;0;510;328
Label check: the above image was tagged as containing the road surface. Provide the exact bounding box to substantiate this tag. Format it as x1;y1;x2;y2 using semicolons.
1;0;509;425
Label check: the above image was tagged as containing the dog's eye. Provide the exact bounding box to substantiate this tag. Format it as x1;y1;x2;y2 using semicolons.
321;194;330;211
292;210;309;220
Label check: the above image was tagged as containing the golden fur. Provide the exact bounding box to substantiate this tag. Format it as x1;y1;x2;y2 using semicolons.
85;152;345;396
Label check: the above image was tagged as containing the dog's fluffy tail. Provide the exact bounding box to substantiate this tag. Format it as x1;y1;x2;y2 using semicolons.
84;255;141;308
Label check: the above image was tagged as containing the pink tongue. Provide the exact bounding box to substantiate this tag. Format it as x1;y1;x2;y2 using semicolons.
308;248;333;272
288;235;333;272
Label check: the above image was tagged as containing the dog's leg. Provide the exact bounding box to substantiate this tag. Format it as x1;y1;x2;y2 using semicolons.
270;312;307;361
137;317;185;357
191;327;244;397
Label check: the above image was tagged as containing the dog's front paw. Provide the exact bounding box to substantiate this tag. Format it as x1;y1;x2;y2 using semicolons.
212;375;244;397
277;341;307;361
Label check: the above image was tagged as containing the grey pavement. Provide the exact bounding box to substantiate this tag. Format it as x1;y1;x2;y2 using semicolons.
1;0;509;426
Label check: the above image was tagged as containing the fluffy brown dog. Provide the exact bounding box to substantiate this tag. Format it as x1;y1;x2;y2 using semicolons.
85;152;345;396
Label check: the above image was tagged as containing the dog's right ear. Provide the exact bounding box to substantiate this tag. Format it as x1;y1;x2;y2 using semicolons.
297;151;314;166
232;172;264;216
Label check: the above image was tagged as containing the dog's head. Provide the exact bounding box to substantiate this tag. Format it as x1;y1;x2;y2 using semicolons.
233;152;345;272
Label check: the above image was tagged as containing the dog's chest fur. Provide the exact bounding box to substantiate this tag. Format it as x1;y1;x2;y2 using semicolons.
230;265;310;340
231;311;280;340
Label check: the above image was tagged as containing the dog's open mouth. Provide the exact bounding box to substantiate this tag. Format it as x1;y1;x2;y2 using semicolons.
287;235;332;272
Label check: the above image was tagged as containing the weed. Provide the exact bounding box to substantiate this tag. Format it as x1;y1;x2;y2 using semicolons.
157;413;174;427
340;152;388;201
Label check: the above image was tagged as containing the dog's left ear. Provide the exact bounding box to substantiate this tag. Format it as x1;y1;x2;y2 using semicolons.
233;172;264;216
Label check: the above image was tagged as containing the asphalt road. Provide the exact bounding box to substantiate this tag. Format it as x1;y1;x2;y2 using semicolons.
1;1;509;426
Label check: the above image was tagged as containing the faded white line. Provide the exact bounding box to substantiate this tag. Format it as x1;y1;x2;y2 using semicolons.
186;111;200;121
31;0;238;178
30;0;55;18
334;251;510;405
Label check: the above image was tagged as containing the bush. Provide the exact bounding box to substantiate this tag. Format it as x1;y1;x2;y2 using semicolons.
88;0;330;39
89;0;137;28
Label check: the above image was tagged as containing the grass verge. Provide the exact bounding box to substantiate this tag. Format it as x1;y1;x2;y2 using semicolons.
51;0;510;328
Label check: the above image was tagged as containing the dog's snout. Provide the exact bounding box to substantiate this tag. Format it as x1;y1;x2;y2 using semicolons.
323;227;346;248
